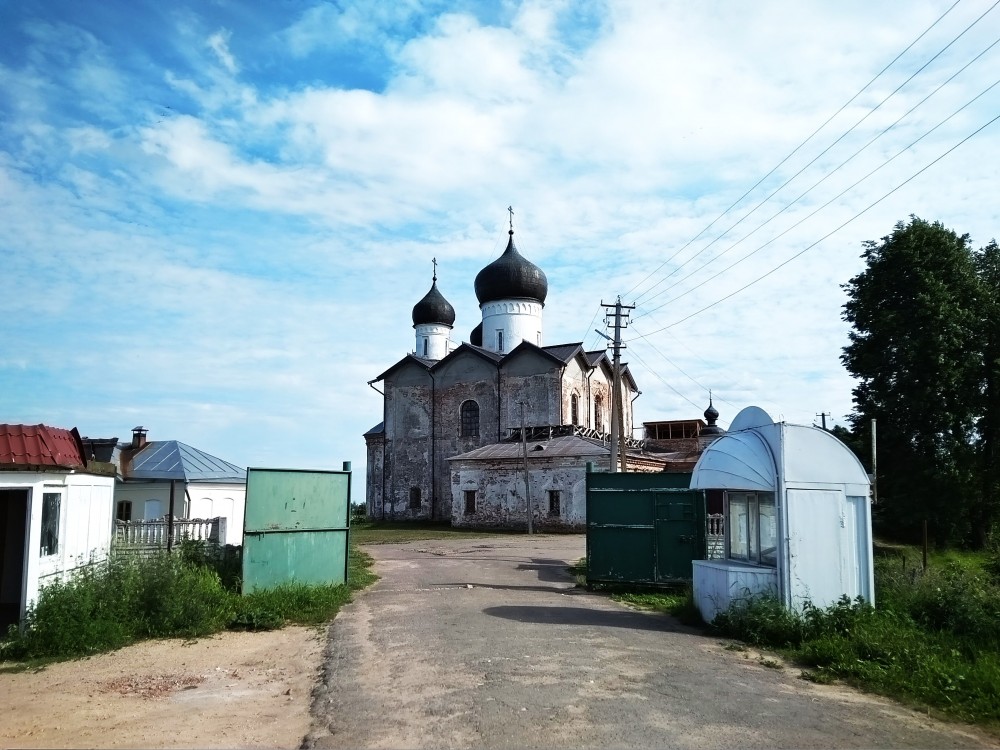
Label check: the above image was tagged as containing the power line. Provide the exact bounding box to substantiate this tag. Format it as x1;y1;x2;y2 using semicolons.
620;0;965;304
636;55;1000;319
630;108;1000;338
624;345;704;411
634;0;1000;309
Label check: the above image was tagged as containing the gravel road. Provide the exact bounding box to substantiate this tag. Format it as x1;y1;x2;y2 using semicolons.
304;535;997;749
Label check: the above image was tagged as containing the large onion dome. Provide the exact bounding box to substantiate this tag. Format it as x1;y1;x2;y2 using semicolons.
412;277;455;327
474;229;547;305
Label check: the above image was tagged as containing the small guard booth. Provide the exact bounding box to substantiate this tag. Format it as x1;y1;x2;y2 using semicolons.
690;406;873;623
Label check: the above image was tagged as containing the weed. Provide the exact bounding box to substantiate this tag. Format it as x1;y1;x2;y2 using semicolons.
758;657;783;670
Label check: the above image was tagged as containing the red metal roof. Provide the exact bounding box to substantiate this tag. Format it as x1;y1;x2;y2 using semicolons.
0;424;85;469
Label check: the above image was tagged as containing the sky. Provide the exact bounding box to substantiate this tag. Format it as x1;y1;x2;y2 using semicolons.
2;0;999;492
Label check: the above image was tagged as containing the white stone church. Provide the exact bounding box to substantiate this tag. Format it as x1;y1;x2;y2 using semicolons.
364;224;669;530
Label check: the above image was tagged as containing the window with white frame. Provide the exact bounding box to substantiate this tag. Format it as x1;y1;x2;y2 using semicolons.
726;491;777;566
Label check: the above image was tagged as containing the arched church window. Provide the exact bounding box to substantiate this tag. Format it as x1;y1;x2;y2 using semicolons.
571;394;579;426
594;395;604;433
460;400;480;437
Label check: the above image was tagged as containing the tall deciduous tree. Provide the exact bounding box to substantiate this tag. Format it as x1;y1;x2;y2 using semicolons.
842;217;981;546
974;240;1000;548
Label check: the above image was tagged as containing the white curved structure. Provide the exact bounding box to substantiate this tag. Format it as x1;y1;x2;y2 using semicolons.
480;299;543;353
691;406;873;621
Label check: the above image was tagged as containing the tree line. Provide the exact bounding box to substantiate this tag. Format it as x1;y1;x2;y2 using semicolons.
840;216;999;549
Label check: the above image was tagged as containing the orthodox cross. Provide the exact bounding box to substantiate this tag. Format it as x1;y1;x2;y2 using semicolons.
432;257;437;282
508;205;514;231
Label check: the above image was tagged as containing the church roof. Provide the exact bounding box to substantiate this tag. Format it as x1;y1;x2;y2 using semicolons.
411;278;455;327
364;422;385;436
448;435;611;461
474;230;548;305
540;343;585;363
373;353;434;383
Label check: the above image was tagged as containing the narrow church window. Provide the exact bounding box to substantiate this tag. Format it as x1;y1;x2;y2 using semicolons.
571;394;579;426
409;487;421;509
594;395;604;433
460;400;480;437
548;490;561;516
497;330;504;352
422;338;428;357
464;490;476;514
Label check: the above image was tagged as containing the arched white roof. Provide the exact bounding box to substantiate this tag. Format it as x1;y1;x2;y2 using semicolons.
782;423;870;487
691;406;870;492
690;430;776;491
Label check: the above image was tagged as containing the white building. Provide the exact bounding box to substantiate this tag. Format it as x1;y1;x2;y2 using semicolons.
0;424;116;628
115;427;247;545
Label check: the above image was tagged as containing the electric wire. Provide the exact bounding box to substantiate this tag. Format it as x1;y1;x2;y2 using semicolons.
621;0;965;304
629;108;1000;339
624;344;704;411
636;49;1000;319
633;0;999;309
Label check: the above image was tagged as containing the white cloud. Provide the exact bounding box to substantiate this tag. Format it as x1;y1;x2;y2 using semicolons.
207;29;238;74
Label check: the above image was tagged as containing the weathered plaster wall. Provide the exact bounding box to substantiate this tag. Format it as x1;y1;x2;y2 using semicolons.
383;365;433;520
433;353;500;521
364;433;384;518
449;456;591;530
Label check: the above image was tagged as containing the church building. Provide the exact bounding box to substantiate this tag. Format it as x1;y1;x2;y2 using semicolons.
364;222;646;527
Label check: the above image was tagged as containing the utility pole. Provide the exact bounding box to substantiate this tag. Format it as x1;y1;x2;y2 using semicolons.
520;401;532;534
599;297;635;473
816;412;830;430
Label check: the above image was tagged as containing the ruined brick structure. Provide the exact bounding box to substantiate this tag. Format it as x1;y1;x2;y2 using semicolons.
365;225;641;526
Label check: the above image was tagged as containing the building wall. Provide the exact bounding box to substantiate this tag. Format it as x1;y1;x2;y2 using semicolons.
450;456;591;530
115;482;187;520
365;433;384;518
433;354;501;521
383;364;434;521
187;483;246;545
0;471;115;616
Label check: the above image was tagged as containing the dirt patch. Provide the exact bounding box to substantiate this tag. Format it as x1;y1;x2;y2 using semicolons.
0;625;325;749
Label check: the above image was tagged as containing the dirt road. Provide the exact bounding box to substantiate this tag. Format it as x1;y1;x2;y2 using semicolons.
305;535;997;749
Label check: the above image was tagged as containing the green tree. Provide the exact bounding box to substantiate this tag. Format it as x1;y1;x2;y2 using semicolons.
974;240;1000;548
841;217;981;546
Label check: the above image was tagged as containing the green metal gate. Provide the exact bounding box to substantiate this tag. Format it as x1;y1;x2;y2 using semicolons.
242;463;352;593
586;469;705;586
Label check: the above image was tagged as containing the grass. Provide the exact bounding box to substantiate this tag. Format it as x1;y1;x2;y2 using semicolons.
350;520;512;545
0;538;381;663
711;544;1000;727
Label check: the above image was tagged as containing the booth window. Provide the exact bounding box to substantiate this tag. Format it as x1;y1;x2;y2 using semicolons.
40;492;61;556
726;491;777;566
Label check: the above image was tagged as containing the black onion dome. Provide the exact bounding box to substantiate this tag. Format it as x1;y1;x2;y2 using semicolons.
412;280;456;327
474;230;548;305
702;398;725;435
470;323;483;346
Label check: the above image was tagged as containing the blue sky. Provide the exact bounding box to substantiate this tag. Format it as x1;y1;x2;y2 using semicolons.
2;0;999;488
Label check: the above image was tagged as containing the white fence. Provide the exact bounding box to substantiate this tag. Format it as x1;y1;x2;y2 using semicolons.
707;513;725;559
114;517;227;550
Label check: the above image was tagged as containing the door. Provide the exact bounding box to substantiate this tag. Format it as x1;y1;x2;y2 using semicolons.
0;489;29;629
654;492;703;582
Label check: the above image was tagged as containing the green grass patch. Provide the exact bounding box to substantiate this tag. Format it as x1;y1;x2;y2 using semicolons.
712;545;1000;726
350;520;509;545
1;539;380;662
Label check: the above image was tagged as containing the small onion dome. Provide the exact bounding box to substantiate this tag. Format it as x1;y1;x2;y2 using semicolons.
470;322;483;347
702;398;725;435
412;279;455;327
474;230;548;305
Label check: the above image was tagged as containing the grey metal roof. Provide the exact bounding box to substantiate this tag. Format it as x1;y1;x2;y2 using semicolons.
448;435;611;462
364;422;385;436
125;441;246;483
540;343;584;363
